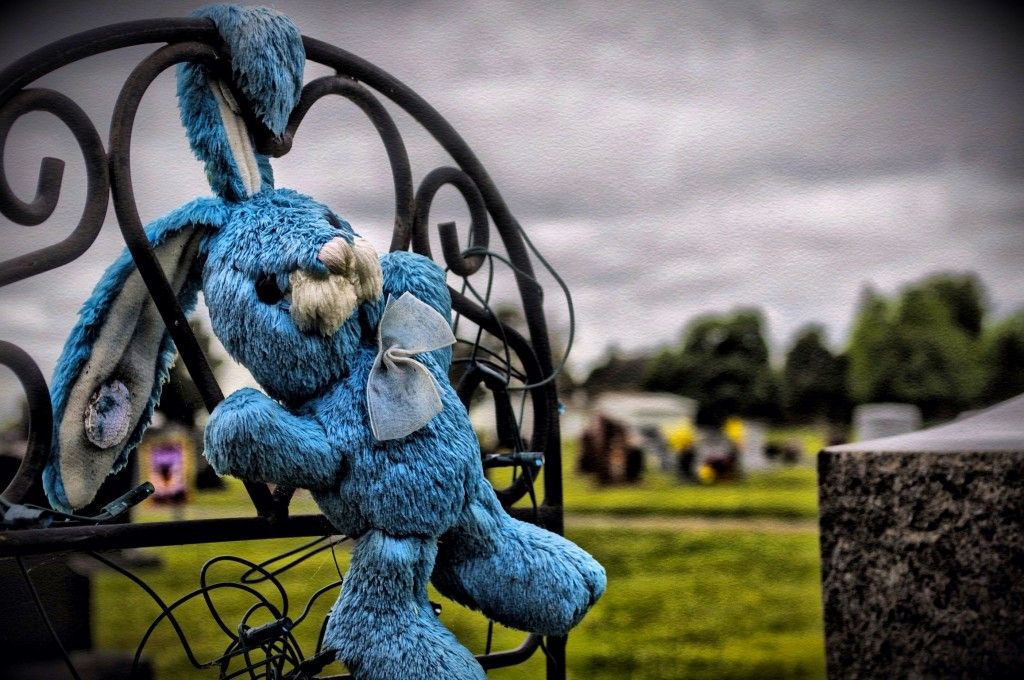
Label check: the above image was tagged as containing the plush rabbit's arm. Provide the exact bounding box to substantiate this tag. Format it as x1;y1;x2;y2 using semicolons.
204;388;340;491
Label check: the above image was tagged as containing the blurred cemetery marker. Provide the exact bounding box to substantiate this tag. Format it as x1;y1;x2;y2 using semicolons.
579;392;696;483
852;402;922;441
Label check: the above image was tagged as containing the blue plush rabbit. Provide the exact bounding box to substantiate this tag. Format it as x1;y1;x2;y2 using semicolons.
43;6;605;678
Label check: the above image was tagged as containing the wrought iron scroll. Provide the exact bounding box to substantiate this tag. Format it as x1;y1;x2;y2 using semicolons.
0;89;109;287
268;75;415;253
412;166;490;277
0;15;569;678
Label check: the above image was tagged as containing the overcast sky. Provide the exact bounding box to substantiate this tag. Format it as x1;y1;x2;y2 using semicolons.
1;1;1022;419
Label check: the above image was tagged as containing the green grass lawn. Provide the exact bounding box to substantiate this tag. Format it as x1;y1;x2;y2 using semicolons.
558;466;819;520
93;526;824;679
144;462;821;523
93;444;824;678
495;444;820;520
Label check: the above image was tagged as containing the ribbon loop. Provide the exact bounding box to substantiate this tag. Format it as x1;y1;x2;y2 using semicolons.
367;293;455;441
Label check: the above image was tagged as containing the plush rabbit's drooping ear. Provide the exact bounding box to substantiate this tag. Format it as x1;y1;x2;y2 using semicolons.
43;199;230;512
177;5;305;200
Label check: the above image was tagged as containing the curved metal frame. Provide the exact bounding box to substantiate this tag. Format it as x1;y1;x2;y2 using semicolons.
0;17;567;679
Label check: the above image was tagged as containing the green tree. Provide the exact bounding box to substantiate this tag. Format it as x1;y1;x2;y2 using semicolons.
642;347;686;394
890;288;983;416
782;325;848;423
846;279;985;419
846;288;894;404
586;344;650;396
642;308;778;425
909;272;987;339
981;309;1024;405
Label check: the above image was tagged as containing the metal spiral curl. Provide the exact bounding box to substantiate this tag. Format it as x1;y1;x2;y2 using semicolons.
412;166;490;277
273;75;415;253
0;88;108;287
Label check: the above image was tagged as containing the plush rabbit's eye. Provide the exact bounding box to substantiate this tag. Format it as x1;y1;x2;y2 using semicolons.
255;273;286;304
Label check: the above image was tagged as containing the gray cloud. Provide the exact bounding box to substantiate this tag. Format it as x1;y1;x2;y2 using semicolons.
1;0;1022;419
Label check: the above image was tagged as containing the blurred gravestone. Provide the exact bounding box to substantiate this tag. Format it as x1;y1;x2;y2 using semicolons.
853;402;921;441
577;414;644;484
818;394;1024;679
739;420;769;470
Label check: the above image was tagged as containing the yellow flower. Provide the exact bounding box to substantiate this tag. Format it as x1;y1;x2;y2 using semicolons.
724;416;745;446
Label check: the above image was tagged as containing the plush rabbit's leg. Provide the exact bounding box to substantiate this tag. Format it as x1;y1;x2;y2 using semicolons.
432;476;606;636
204;387;339;490
325;530;484;680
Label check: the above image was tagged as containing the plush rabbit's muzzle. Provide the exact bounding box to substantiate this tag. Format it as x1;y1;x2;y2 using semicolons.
289;236;383;336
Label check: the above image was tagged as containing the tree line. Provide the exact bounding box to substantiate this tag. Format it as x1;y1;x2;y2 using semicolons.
585;272;1024;426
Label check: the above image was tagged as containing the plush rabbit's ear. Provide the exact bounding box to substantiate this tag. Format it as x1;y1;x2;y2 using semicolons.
177;5;304;200
43;199;228;512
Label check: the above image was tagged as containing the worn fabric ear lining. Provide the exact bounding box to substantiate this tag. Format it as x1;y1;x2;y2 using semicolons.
57;231;203;509
209;77;261;197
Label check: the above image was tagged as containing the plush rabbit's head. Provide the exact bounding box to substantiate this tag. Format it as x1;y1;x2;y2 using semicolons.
43;188;384;512
202;190;383;403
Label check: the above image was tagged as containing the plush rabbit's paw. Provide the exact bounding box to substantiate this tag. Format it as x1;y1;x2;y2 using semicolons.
204;387;272;476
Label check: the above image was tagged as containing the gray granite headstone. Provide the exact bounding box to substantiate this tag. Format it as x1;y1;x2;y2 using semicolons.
853;402;922;441
819;394;1024;679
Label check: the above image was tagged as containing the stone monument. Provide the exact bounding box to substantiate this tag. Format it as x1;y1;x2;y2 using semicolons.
818;394;1024;678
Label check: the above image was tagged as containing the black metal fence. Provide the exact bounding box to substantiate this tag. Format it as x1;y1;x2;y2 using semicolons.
0;17;568;679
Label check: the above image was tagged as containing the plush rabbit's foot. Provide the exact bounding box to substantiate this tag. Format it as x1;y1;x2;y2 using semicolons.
324;530;484;680
434;513;607;636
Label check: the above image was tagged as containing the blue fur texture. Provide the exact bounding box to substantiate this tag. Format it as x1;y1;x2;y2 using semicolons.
202;189;362;402
46;5;604;676
194;5;304;135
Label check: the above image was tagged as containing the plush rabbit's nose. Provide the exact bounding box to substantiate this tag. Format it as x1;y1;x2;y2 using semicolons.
289;268;358;336
287;237;384;336
318;237;383;302
318;237;352;274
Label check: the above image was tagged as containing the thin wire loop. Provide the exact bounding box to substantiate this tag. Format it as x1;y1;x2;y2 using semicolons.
87;538;346;680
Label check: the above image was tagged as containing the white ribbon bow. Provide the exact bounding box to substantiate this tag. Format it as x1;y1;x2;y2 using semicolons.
366;292;456;441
